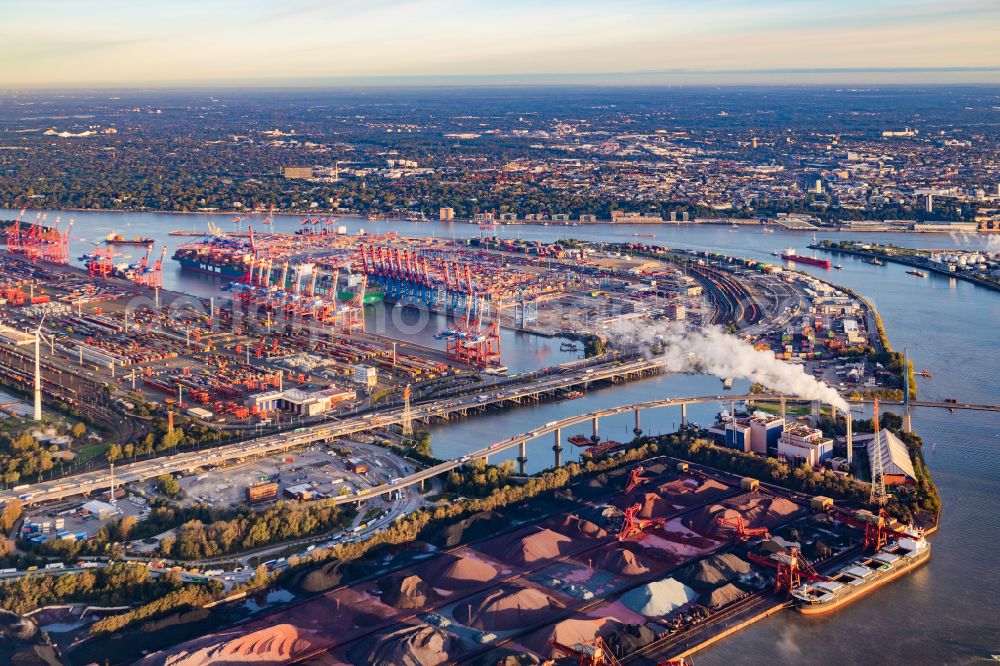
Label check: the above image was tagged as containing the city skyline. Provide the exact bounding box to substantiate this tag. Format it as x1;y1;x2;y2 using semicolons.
2;0;999;87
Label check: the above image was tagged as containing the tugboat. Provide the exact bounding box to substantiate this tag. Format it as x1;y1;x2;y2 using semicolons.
906;269;927;278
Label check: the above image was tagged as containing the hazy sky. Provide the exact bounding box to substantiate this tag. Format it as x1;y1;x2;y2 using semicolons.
2;0;998;86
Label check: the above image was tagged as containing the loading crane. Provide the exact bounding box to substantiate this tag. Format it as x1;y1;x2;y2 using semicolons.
548;637;621;666
625;465;653;493
617;502;666;541
747;547;828;594
715;515;770;542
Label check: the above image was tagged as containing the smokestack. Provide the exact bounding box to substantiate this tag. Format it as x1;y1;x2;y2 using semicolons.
846;413;853;465
779;396;786;423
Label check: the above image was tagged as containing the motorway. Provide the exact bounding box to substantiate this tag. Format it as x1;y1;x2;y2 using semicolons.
0;357;663;506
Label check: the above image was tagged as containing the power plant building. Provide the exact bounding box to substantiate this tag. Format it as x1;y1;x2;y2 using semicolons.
708;413;785;455
778;423;834;466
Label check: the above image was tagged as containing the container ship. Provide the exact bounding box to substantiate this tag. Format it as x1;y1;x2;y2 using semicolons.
172;237;255;279
780;248;831;269
105;232;154;245
792;526;930;615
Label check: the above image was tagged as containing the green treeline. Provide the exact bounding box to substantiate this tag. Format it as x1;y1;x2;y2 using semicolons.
0;562;211;615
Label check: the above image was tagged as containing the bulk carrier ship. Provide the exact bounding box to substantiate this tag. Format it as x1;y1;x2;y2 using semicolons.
792;526;930;614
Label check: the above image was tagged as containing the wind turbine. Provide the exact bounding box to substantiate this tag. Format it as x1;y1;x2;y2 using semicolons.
32;316;53;421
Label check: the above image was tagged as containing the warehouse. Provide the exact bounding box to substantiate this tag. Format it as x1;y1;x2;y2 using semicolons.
245;386;357;416
854;429;917;486
81;499;118;521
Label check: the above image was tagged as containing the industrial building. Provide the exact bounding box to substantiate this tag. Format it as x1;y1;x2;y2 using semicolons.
245;386;357;417
81;499;118;520
708;412;785;454
281;166;314;179
777;423;834;466
853;429;917;486
346;458;368;474
246;480;279;503
283;483;314;501
353;364;377;390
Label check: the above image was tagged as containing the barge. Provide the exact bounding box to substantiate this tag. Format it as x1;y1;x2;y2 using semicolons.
792;527;930;615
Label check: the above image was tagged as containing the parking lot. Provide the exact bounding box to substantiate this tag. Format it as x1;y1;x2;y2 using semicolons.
172;440;414;509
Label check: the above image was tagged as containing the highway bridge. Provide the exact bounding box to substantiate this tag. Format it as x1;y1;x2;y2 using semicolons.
857;398;1000;413
0;357;663;506
0;390;756;507
3;379;995;508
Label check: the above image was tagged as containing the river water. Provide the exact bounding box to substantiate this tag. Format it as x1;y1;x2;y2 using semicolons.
20;209;1000;663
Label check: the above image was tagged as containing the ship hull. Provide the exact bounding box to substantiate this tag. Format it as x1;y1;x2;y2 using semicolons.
174;257;246;279
782;254;831;268
337;290;384;305
797;546;930;615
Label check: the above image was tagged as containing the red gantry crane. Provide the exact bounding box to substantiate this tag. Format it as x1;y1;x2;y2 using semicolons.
4;209;26;253
715;515;770;542
617;503;666;541
747;547;828;594
625;465;653;493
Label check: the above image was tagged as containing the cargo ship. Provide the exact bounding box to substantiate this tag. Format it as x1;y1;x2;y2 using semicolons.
780;248;831;269
172;237;254;279
105;232;154;245
792;526;930;615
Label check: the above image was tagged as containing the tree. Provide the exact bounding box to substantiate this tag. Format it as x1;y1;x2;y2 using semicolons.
413;430;432;457
116;515;138;541
72;423;87;438
157;474;180;497
0;535;14;558
107;443;123;463
0;499;23;532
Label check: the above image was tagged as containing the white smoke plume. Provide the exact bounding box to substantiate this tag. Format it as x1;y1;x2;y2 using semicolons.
948;230;1000;254
606;320;849;411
